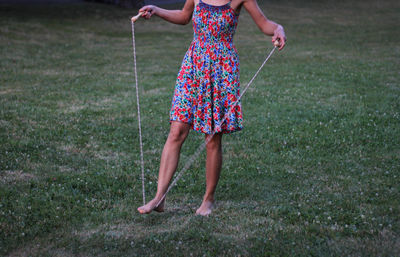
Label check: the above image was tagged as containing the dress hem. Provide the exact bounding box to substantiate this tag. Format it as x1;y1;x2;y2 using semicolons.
169;118;243;135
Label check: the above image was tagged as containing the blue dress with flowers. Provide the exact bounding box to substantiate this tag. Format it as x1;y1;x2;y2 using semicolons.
170;0;243;134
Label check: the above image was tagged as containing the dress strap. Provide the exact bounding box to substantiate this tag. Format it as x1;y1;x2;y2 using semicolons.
199;0;232;6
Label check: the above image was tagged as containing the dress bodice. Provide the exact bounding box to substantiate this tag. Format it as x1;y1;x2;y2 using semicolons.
192;0;239;47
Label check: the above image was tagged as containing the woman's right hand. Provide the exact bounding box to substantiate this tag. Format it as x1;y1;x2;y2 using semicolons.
139;5;158;19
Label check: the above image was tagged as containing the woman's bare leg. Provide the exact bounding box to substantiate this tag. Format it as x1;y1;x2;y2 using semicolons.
138;121;190;214
196;132;223;216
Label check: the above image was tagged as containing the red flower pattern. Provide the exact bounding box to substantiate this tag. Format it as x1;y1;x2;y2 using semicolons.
170;0;243;134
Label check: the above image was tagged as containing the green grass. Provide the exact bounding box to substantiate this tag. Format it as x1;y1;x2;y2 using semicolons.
1;0;399;256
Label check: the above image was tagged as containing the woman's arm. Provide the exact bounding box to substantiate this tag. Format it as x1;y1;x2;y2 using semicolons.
138;0;195;25
243;0;286;50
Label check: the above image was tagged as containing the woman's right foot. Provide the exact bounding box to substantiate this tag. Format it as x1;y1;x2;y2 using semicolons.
195;199;215;216
137;198;165;214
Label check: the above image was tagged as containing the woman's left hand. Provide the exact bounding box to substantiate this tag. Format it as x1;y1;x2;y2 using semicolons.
272;25;286;50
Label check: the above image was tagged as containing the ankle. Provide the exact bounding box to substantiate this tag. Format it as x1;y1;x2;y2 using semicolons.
153;195;165;203
203;195;215;203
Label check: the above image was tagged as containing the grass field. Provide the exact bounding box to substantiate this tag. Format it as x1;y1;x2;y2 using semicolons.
1;0;399;256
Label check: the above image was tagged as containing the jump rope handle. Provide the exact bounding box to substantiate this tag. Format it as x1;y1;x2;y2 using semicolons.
131;12;145;23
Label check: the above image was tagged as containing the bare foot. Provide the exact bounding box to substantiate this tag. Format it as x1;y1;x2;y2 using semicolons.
195;200;214;216
137;198;165;214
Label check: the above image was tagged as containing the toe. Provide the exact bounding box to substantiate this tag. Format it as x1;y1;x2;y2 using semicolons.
137;206;149;214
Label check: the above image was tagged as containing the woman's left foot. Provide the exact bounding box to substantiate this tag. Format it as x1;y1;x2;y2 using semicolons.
137;198;165;214
196;200;215;216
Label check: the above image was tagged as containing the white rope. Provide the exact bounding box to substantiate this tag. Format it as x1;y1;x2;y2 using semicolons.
155;46;278;208
131;20;146;205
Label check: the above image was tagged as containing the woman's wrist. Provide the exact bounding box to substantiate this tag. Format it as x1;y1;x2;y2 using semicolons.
153;6;159;16
274;25;286;41
274;24;284;34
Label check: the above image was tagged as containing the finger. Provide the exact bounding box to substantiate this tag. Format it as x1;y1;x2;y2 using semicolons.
146;12;152;19
139;6;148;12
146;10;154;19
143;11;148;18
279;38;286;50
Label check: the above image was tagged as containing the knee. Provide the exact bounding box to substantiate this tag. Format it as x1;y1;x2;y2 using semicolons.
168;127;189;144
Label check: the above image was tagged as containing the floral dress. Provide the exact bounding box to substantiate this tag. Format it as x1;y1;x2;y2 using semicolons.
170;0;243;134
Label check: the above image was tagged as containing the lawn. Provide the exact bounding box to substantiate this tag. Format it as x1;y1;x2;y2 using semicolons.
0;0;399;256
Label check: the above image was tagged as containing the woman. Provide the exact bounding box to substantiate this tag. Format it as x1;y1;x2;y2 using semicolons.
136;0;286;216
